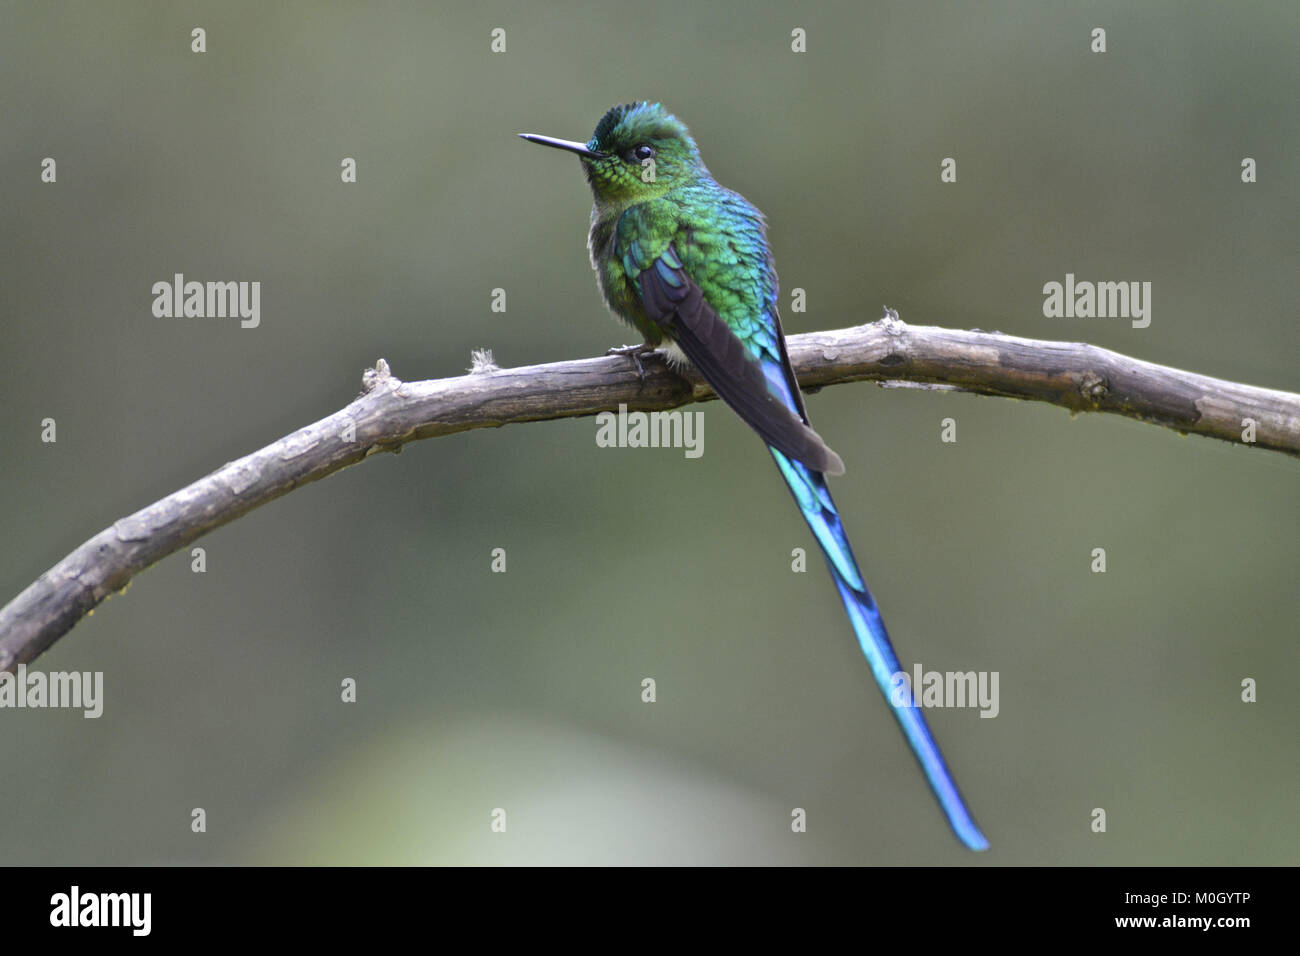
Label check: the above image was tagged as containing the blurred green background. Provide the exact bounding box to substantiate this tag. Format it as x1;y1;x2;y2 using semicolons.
1;0;1296;865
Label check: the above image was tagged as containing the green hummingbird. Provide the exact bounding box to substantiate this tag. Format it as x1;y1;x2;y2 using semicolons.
521;102;988;851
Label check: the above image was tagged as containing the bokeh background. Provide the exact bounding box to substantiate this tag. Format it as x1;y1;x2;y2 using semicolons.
1;1;1296;865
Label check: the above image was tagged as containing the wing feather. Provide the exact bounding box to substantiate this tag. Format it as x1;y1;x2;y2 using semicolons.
638;244;844;475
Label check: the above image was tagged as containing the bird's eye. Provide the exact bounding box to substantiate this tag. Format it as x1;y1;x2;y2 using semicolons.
630;144;656;162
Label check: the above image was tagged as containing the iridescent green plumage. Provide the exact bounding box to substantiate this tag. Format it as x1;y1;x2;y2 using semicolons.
521;103;988;850
560;102;842;473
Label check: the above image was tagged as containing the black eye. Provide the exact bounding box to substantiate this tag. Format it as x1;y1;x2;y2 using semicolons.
631;144;655;162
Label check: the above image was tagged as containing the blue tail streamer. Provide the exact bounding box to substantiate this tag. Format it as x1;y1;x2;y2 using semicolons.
769;446;989;851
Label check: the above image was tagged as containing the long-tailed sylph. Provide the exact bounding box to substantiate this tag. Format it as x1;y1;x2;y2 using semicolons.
521;102;988;851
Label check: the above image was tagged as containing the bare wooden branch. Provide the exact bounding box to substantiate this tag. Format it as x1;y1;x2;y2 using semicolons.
2;316;1297;672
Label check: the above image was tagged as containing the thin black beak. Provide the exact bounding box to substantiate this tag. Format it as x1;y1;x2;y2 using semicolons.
518;133;604;160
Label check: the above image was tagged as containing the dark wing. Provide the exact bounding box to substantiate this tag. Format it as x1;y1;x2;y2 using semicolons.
639;244;844;475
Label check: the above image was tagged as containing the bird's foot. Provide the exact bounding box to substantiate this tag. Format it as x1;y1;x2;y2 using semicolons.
606;343;659;386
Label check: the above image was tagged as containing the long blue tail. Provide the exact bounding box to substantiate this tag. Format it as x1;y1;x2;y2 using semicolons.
770;446;989;851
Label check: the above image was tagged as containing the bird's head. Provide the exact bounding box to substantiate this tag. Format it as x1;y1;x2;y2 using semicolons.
520;102;706;207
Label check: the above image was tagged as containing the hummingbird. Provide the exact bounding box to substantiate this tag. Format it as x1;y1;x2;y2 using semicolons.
520;102;988;851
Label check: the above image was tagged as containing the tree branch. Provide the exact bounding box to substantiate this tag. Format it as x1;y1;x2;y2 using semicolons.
3;315;1297;671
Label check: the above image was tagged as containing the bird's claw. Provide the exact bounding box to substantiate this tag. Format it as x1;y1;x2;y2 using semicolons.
606;343;659;386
